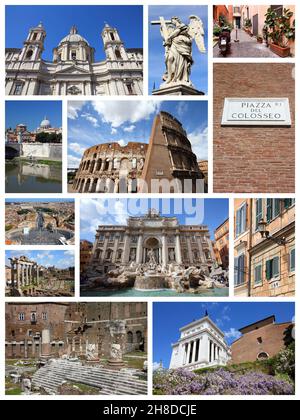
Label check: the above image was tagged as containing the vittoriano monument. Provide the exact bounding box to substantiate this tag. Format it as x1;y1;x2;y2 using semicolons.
151;16;206;95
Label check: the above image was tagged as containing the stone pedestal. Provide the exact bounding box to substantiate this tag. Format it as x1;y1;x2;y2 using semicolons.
152;84;204;96
107;343;125;369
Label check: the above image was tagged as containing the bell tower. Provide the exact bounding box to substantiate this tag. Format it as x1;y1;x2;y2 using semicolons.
20;22;46;62
101;23;129;61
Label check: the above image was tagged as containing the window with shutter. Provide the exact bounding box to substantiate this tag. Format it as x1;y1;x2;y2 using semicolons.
273;256;279;277
274;199;280;218
254;264;262;284
266;259;272;280
255;199;263;230
290;249;295;272
266;199;272;222
234;257;238;286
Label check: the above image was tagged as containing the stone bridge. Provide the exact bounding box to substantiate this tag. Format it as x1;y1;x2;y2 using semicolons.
5;143;21;159
5;142;62;161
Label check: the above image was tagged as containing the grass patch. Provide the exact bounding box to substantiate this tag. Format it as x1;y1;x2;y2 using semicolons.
123;357;145;370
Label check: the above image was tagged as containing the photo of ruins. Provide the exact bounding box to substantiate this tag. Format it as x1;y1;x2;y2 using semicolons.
5;251;75;297
5;199;75;245
5;302;148;395
68;100;208;194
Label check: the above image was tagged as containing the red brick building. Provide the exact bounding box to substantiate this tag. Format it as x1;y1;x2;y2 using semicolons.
213;63;295;193
231;316;293;364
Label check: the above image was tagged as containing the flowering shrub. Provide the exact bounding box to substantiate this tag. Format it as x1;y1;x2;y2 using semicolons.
274;344;295;380
153;368;294;396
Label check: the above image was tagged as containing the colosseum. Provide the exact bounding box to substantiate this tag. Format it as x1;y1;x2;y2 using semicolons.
72;111;206;193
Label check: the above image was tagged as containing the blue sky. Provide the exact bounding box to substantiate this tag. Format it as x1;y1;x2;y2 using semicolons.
6;5;143;61
68;100;208;168
153;302;295;369
6;101;62;131
5;250;74;270
148;6;208;94
5;198;74;203
80;198;228;242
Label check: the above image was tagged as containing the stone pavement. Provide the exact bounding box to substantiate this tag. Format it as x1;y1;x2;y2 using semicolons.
213;29;279;58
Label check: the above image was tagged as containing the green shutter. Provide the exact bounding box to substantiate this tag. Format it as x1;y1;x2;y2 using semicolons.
255;265;262;284
266;199;272;222
256;199;263;230
274;199;280;217
234;257;238;285
290;249;295;272
266;260;272;280
284;199;291;209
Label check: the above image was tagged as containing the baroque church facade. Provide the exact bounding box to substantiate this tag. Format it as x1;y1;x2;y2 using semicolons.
5;23;143;96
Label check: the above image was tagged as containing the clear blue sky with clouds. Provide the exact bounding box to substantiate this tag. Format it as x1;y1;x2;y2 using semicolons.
5;250;75;269
148;5;208;93
153;302;295;369
80;198;228;243
5;5;143;61
5;101;62;131
68;100;208;168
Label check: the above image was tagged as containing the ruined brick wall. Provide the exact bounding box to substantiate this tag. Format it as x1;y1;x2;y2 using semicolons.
213;64;295;193
231;322;291;364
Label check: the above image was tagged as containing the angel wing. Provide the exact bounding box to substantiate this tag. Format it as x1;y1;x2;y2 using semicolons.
188;15;206;53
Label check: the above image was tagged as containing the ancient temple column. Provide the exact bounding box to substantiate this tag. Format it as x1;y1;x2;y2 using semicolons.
175;234;182;264
41;329;51;357
26;265;29;286
36;266;39;285
183;343;188;365
16;262;20;289
136;235;143;264
21;264;25;286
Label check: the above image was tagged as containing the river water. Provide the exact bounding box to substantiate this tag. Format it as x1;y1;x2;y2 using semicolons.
5;160;62;193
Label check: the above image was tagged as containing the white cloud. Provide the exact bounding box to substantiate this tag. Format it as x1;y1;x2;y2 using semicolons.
69;142;86;156
68;155;81;168
176;102;188;117
117;140;127;147
81;112;99;127
224;328;242;342
91;100;161;128
111;128;117;135
80;199;129;239
188;126;208;160
123;124;136;133
68;101;86;120
152;362;163;371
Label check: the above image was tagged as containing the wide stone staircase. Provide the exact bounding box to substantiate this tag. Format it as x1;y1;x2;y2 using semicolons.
31;359;147;395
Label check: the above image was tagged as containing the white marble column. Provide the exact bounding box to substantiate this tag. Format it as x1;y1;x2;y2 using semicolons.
186;341;191;364
192;340;197;363
136;235;143;264
162;234;168;267
122;234;131;264
175;234;182;264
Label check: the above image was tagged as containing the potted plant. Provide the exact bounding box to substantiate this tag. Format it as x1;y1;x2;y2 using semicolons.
243;18;252;34
256;35;263;43
264;7;295;57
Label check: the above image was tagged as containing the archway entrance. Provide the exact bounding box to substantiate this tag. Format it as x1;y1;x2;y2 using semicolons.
143;237;161;264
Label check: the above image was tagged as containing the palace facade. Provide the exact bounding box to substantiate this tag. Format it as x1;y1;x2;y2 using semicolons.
6;24;143;96
234;198;295;297
89;209;216;275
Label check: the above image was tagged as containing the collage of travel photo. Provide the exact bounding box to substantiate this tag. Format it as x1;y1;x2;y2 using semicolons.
2;1;297;402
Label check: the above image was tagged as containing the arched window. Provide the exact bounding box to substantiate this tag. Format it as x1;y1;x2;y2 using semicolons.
257;352;269;360
115;48;122;59
26;50;33;60
127;331;133;343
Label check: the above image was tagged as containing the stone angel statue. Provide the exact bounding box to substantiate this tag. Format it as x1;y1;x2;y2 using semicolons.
152;15;206;88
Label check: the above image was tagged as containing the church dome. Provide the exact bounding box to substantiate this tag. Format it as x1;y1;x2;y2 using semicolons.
40;117;51;129
59;26;89;46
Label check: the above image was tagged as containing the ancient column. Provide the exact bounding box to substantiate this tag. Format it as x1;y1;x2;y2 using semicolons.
36;266;39;286
136;234;143;264
26;265;29;286
21;264;25;286
175;234;182;264
161;234;168;267
41;329;51;357
16;262;20;289
122;233;131;264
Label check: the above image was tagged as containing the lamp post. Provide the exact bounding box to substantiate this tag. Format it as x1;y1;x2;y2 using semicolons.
257;219;286;245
